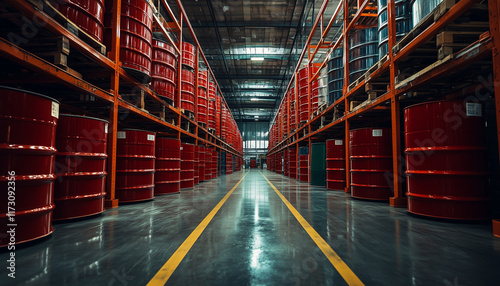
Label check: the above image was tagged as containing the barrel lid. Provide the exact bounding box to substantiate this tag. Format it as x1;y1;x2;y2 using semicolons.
0;85;60;104
119;128;156;134
60;114;109;123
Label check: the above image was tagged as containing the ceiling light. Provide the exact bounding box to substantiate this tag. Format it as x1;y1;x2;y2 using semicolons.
254;116;259;118
251;57;264;61
250;98;259;101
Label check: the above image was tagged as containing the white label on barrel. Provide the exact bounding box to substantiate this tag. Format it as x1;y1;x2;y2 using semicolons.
466;103;482;117
372;129;383;137
147;134;155;141
51;102;59;118
335;140;343;145
180;147;183;150
104;125;108;134
117;131;126;139
158;42;164;47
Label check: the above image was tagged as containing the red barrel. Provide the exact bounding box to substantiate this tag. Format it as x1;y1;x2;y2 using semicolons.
288;148;297;178
180;143;195;188
326;139;346;191
198;146;206;182
0;86;58;247
151;35;177;101
197;87;208;126
250;159;256;168
116;129;155;202
208;82;217;130
298;66;319;123
299;155;309;182
182;42;196;69
212;149;218;178
54;115;108;220
155;138;181;195
350;128;392;200
198;70;208;88
311;76;320;114
215;95;221;137
290;87;296;131
204;147;213;180
181;69;195;113
117;0;153;80
56;0;105;41
194;145;200;184
275;153;282;174
405;100;489;219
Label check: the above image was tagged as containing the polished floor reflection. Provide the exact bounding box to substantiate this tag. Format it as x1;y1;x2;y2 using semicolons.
1;169;499;285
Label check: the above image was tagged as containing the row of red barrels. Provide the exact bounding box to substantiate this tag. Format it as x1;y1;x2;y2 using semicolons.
54;0;224;131
269;100;490;221
0;86;240;248
269;65;324;148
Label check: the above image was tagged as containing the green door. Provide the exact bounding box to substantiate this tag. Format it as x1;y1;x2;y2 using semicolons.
310;142;326;186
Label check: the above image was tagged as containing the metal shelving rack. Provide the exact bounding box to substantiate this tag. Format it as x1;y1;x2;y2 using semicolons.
267;0;500;237
0;0;243;208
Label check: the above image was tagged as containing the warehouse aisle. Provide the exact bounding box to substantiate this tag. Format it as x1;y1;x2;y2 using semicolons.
1;169;500;285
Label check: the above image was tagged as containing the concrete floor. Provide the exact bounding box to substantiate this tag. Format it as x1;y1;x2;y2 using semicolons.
1;169;500;285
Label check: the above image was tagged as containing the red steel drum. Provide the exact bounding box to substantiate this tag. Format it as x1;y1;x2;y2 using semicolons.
208;81;216;130
182;42;196;69
204;147;212;180
197;87;208;125
311;77;320;114
289;148;297;179
155;138;181;195
0;86;58;247
212;150;218;178
299;155;309;182
326;139;346;191
54;115;108;220
180;143;195;188
56;0;105;41
181;68;195;113
298;66;319;122
290;87;296;131
151;36;177;101
405;100;489;220
119;0;153;80
215;95;221;137
275;153;282;174
116;129;155;202
250;159;256;168
194;145;200;184
198;70;208;88
199;146;206;182
350;128;392;200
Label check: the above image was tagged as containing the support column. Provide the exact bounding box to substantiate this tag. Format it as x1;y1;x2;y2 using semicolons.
105;0;122;208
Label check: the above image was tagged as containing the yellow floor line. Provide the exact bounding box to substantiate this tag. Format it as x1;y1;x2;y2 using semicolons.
259;170;365;286
147;172;249;286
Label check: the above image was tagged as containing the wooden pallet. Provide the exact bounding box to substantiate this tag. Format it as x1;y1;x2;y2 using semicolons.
42;0;107;55
181;109;195;120
198;122;207;129
436;28;488;60
366;54;389;79
395;54;454;90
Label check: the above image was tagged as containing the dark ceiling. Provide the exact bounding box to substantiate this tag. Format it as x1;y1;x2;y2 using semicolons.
166;0;340;123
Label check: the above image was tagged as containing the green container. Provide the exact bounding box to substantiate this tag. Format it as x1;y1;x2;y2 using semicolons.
310;142;326;186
